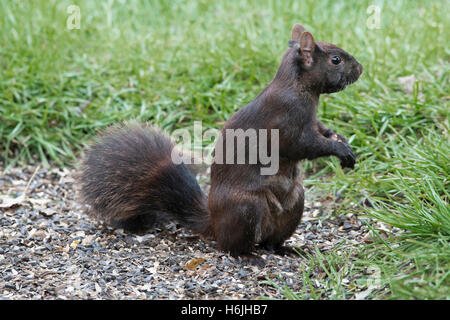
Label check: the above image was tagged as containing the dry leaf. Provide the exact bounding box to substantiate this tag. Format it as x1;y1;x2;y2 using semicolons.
397;74;417;95
28;198;50;206
185;258;206;271
0;195;25;209
39;208;56;217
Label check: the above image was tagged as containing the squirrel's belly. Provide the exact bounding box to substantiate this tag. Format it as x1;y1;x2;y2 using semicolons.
258;176;304;243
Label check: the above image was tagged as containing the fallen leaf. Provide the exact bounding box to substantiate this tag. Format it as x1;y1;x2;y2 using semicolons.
39;208;57;217
397;74;417;95
0;195;25;209
28;198;50;206
185;258;206;271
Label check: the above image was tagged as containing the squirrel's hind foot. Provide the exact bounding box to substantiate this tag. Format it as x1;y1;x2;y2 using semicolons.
112;214;157;234
261;243;300;257
236;253;266;268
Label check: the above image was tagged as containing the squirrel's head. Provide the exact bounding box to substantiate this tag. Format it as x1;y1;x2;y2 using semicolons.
287;24;363;94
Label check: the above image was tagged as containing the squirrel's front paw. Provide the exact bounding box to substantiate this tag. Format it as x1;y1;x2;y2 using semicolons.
334;141;355;169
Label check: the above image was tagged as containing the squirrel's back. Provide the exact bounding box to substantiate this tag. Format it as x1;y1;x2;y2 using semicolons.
78;122;211;235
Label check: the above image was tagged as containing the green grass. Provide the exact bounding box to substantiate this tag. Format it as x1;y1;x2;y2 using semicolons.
0;0;449;299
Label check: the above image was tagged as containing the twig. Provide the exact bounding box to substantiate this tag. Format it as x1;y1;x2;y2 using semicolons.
24;165;40;197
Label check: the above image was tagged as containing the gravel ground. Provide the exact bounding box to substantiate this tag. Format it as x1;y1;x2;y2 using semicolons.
0;164;387;300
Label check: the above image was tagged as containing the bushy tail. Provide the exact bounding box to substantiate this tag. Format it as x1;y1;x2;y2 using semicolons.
78;121;211;236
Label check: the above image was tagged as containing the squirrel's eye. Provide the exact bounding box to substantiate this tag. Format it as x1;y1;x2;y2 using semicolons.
331;56;341;65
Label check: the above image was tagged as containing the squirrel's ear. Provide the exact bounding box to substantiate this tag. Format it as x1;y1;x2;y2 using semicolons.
291;24;306;41
299;31;315;66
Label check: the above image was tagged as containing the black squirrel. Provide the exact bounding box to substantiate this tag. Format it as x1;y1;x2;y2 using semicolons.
78;24;363;266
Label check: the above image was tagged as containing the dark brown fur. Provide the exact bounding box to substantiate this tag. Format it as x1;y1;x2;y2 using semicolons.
78;24;363;265
79;122;212;236
208;25;362;262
